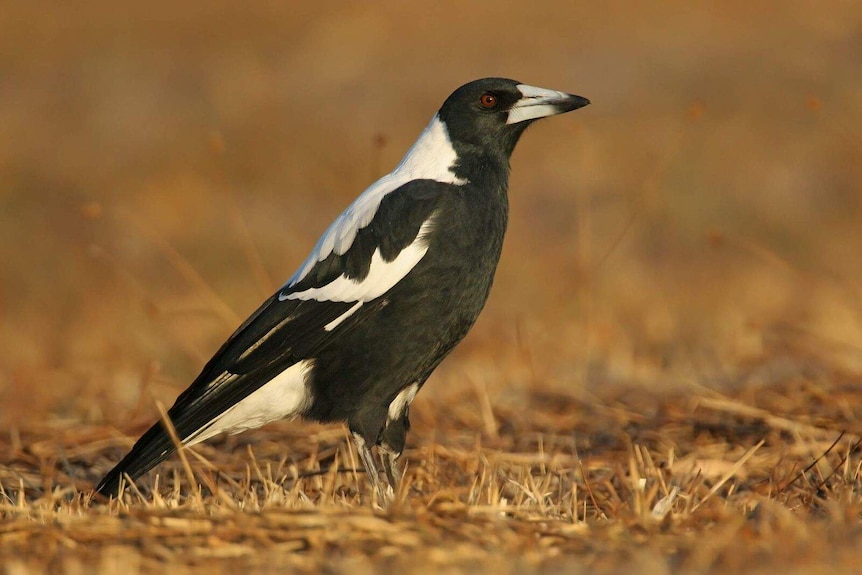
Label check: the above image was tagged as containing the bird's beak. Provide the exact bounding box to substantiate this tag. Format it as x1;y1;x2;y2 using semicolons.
506;84;591;125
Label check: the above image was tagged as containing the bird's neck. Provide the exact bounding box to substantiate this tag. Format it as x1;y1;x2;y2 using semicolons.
392;115;469;186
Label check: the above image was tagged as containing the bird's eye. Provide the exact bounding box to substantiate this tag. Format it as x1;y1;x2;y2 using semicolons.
479;93;497;108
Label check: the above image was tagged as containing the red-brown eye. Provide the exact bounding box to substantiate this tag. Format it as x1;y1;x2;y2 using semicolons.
479;93;497;108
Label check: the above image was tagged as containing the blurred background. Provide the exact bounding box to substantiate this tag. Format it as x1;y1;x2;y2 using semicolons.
1;1;861;428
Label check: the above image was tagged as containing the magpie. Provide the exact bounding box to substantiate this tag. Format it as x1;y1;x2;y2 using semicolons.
95;78;590;501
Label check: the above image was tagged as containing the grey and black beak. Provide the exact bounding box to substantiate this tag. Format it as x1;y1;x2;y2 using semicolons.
506;84;591;125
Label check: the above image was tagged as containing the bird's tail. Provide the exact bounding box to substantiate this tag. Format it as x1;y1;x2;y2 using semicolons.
94;421;178;497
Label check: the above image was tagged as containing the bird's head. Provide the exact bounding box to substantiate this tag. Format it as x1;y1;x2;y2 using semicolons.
437;77;590;162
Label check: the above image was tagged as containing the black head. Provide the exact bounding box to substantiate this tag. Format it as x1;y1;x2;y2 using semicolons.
437;77;590;162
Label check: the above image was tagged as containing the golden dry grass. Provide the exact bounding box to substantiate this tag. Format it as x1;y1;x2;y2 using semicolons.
2;1;862;573
3;380;862;573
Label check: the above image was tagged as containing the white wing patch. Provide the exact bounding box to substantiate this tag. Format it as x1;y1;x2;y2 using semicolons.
323;301;362;331
279;217;436;329
289;115;466;286
284;217;434;303
185;360;314;445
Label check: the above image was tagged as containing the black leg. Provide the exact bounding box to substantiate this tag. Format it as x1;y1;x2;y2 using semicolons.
352;432;389;502
378;443;402;491
379;411;410;494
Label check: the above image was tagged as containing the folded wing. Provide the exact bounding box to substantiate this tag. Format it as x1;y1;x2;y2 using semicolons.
95;179;445;496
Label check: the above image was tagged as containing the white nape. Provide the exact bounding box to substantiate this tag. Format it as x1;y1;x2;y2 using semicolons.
289;115;467;286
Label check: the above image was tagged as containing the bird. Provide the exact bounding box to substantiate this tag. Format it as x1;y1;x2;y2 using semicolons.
95;77;590;501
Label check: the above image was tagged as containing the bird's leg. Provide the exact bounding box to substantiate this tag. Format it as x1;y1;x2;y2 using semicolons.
352;432;389;503
378;410;409;496
378;443;403;493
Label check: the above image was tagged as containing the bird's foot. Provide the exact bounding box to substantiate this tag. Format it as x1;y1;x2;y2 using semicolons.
352;432;393;506
379;444;403;496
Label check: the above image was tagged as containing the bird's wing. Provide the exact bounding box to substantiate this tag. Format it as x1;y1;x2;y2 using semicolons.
179;177;445;416
95;179;445;495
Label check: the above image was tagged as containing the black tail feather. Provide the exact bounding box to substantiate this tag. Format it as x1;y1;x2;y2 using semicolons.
94;421;178;497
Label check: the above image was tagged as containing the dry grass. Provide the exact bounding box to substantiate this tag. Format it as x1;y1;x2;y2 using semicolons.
3;378;862;573
2;1;862;573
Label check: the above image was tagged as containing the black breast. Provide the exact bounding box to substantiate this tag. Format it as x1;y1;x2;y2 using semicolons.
304;175;509;436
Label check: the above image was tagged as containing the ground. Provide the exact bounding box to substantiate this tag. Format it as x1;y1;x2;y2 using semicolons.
2;2;862;573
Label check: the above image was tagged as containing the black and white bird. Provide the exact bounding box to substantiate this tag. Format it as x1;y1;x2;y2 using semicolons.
95;78;589;500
